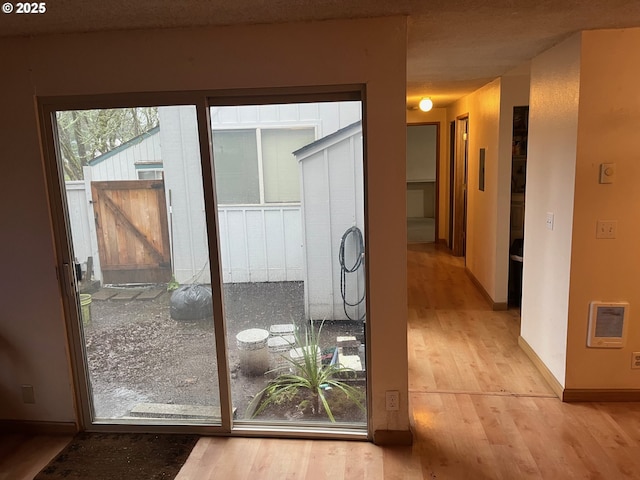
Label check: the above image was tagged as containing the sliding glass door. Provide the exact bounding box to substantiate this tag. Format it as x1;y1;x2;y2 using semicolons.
210;101;367;428
48;104;223;426
41;92;368;435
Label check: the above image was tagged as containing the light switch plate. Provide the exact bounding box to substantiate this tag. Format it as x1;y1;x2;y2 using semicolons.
596;220;617;239
545;212;554;230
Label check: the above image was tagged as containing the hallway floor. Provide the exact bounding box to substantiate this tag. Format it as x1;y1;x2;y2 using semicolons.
3;244;640;479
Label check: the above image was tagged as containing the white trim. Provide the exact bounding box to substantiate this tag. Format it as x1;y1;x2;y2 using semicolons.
296;123;362;161
256;128;266;204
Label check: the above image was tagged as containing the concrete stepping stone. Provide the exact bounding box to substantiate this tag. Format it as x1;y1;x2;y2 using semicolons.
137;288;164;300
91;289;118;301
111;290;142;301
269;323;295;337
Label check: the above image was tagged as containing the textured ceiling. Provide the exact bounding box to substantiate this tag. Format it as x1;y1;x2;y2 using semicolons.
2;0;640;107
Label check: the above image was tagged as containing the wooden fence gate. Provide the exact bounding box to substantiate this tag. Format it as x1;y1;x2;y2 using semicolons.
91;180;172;284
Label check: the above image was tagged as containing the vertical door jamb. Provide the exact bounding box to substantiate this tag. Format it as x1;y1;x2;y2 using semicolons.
38;102;92;431
195;99;233;433
452;115;469;257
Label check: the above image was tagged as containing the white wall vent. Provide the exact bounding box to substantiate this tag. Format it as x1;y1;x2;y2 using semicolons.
587;301;629;348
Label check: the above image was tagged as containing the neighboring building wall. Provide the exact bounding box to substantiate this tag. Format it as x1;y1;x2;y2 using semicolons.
160;103;361;285
521;33;581;387
565;28;640;390
78;103;360;285
298;124;365;321
211;102;361;138
0;17;409;435
88;129;162;181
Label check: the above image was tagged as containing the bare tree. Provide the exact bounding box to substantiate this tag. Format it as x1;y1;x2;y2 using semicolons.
55;107;159;180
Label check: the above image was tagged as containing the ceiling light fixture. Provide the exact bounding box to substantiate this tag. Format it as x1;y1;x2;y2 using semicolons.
419;97;433;112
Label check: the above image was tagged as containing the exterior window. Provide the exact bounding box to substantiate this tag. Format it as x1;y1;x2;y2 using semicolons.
212;130;260;204
213;127;315;204
137;169;163;180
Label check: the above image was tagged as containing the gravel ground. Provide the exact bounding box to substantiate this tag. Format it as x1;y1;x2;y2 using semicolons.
83;282;365;422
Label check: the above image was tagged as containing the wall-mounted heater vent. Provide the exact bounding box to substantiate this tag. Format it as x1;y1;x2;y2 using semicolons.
587;301;629;348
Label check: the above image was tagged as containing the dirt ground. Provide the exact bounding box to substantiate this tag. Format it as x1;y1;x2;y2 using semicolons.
83;282;365;422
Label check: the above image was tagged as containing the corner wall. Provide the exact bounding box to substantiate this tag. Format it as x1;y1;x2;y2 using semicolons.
521;33;582;387
0;17;409;434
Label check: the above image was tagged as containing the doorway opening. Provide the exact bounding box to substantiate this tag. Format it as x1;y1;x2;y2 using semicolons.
406;123;439;244
508;105;529;306
451;115;469;257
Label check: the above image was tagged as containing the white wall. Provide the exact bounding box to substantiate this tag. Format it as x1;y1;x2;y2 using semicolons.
448;79;502;301
521;34;581;387
0;17;409;434
406;125;437;181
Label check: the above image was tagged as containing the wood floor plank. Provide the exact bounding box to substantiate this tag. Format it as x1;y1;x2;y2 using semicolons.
0;434;71;480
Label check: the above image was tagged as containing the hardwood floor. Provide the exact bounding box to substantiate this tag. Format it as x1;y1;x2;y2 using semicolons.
3;243;640;479
407;244;555;396
0;434;71;480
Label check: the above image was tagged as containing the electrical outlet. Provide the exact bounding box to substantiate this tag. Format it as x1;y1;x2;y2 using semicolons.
21;384;35;404
385;390;399;411
632;352;640;369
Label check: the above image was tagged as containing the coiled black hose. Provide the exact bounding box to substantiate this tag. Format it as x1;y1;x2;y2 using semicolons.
339;226;366;321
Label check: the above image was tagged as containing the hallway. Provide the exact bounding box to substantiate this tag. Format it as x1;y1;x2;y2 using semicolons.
407;243;640;479
408;243;554;395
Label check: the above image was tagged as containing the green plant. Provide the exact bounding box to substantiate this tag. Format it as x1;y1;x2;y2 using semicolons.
248;320;365;422
167;276;179;292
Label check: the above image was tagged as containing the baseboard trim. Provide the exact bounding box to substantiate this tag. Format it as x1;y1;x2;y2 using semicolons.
562;389;640;402
0;420;78;435
437;238;448;247
373;429;413;446
465;267;508;311
517;336;563;399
